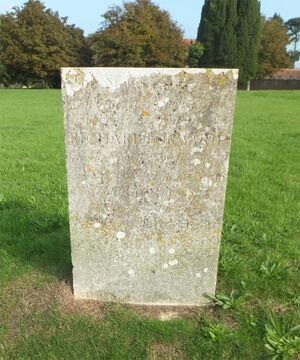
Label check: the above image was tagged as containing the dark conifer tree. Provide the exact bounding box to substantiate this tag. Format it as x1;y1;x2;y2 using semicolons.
197;0;227;66
197;0;261;84
236;0;261;84
218;0;238;67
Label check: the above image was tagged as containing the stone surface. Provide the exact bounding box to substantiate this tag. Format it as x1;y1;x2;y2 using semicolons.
61;67;238;306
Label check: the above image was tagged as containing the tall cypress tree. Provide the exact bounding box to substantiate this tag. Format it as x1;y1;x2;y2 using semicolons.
197;0;261;84
197;0;227;66
217;0;238;67
237;0;261;84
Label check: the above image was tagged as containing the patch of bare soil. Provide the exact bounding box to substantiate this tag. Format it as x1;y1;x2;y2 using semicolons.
2;274;105;321
1;272;105;350
130;304;204;321
149;343;186;360
53;280;105;319
271;304;290;314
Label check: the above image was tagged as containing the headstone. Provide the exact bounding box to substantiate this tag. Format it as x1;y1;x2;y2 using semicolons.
61;67;238;306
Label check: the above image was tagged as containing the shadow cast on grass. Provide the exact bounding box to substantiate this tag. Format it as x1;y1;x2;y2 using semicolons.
0;199;72;281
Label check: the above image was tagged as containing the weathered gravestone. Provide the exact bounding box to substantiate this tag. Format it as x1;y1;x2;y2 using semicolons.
61;67;238;306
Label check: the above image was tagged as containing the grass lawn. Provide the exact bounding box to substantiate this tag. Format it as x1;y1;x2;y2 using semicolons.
0;89;300;359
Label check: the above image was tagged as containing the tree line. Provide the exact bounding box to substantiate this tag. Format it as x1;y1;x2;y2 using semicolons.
196;0;299;84
0;0;299;87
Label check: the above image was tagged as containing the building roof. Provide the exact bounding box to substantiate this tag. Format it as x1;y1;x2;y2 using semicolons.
272;69;300;80
183;39;195;47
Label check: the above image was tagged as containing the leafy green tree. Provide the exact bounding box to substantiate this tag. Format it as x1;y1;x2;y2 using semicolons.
0;0;92;86
286;18;300;52
197;0;261;84
286;17;300;67
0;22;9;85
0;58;9;85
188;42;204;67
256;17;291;79
289;50;300;67
89;0;186;67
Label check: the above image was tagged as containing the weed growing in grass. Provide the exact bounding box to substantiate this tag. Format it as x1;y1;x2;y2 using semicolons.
260;257;289;280
204;290;249;310
202;321;234;342
291;296;300;307
265;313;300;360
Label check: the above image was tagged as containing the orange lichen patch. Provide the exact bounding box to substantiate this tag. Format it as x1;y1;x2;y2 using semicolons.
177;71;193;80
64;67;84;83
142;111;150;117
85;165;94;173
205;68;213;78
218;73;227;88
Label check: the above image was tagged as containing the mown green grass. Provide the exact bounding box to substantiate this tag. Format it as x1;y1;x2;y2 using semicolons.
0;89;300;359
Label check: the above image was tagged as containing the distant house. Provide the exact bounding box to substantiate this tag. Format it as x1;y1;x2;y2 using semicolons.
250;68;300;90
272;69;300;80
183;39;196;47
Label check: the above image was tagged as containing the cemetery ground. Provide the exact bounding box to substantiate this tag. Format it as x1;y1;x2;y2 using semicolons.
0;89;299;359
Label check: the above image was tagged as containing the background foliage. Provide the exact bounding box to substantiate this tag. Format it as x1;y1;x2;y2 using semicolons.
0;0;91;87
0;0;298;86
257;16;292;79
88;0;187;67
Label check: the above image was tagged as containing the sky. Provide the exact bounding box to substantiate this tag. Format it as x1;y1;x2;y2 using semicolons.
0;0;299;65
